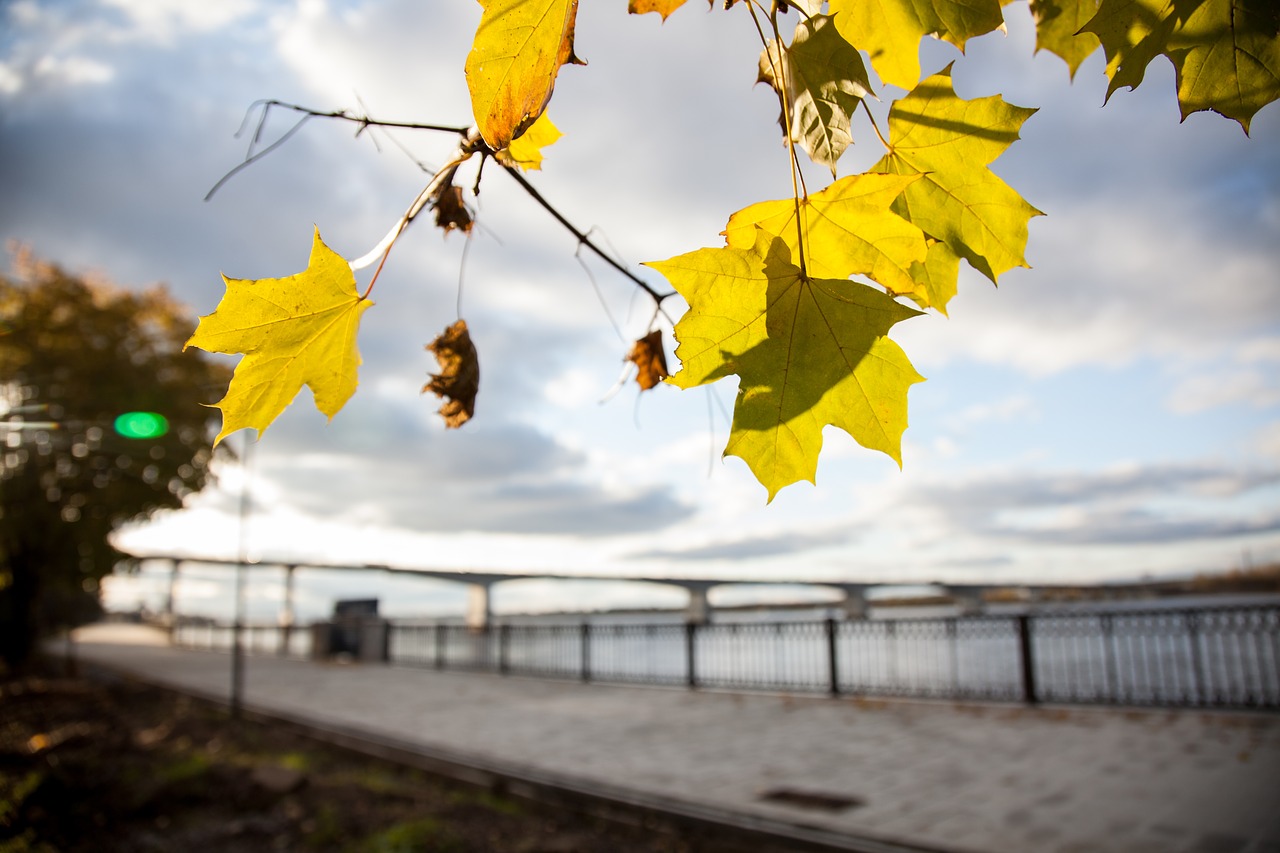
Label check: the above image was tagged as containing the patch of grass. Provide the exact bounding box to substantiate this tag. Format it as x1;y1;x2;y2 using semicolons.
158;753;212;785
305;802;345;849
0;770;44;826
0;828;59;853
356;817;464;853
447;787;524;816
333;765;414;796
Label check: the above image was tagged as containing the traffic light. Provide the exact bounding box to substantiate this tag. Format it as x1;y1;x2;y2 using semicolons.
113;411;169;439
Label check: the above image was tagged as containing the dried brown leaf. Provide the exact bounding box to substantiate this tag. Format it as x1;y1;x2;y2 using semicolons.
627;330;669;391
433;186;474;235
424;319;479;428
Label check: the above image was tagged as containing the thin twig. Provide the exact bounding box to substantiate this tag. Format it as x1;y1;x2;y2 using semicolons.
205;114;313;201
251;99;471;135
457;216;477;319
575;243;625;342
497;163;674;305
207;100;471;201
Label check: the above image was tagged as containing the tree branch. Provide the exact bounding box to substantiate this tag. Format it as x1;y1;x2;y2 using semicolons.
207;99;677;308
496;162;675;306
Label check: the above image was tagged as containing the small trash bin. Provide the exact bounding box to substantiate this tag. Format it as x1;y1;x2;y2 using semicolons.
318;599;388;662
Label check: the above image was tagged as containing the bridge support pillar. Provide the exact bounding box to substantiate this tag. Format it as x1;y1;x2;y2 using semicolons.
163;559;181;632
953;590;986;616
467;584;492;631
279;565;296;656
685;587;710;625
841;591;868;620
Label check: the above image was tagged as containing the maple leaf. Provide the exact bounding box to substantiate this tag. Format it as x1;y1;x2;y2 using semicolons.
495;112;563;171
424;319;480;428
628;0;692;19
758;14;874;176
647;231;923;501
907;240;963;315
185;228;372;445
829;0;1006;90
870;66;1042;295
722;172;929;301
465;0;585;152
627;330;669;391
1030;0;1102;78
1081;0;1280;132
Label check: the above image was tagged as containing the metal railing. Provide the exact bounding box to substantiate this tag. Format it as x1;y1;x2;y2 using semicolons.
172;603;1280;710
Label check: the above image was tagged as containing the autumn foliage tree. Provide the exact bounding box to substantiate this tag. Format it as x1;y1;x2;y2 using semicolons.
0;252;230;670
189;0;1280;499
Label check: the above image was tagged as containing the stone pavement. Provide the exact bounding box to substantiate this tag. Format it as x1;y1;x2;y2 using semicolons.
63;623;1280;853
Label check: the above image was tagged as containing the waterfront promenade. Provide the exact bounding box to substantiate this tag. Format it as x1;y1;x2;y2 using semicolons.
66;623;1280;853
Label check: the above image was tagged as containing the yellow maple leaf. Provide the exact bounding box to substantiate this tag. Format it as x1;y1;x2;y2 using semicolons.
829;0;1005;90
1030;0;1101;80
870;66;1042;296
628;0;691;20
647;230;923;501
495;112;563;171
722;172;928;302
466;0;584;152
185;228;373;445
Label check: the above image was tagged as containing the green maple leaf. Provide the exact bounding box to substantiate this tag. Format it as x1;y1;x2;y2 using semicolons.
870;66;1042;295
185;228;372;445
829;0;1006;90
758;14;874;175
1030;0;1102;78
647;231;923;501
1082;0;1280;132
722;172;930;301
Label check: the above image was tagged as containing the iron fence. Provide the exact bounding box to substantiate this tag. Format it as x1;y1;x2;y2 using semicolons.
172;603;1280;710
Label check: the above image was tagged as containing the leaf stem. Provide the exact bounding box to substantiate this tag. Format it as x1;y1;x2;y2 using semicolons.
864;100;891;153
751;0;809;278
351;132;484;298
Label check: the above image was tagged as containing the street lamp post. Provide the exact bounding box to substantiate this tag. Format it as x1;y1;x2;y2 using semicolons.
230;433;254;718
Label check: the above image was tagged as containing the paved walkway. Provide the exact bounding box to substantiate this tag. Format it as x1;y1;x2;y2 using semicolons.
64;624;1280;853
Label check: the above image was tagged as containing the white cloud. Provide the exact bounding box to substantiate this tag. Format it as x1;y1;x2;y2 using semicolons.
1167;370;1280;414
101;0;259;41
1166;336;1280;414
897;197;1280;377
32;54;114;86
0;62;20;94
273;0;475;121
1256;422;1280;462
1239;337;1280;364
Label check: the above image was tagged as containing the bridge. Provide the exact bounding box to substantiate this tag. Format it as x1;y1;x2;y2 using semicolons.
122;552;1158;630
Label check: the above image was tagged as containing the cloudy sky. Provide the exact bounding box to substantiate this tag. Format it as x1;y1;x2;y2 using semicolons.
3;0;1278;620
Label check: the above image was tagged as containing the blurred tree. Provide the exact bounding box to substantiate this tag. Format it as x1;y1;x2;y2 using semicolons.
0;248;230;671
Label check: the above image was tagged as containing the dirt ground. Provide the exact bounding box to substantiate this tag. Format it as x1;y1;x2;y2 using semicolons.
0;661;708;852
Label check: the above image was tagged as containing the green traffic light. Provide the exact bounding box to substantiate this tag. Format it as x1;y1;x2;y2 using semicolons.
114;411;169;439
